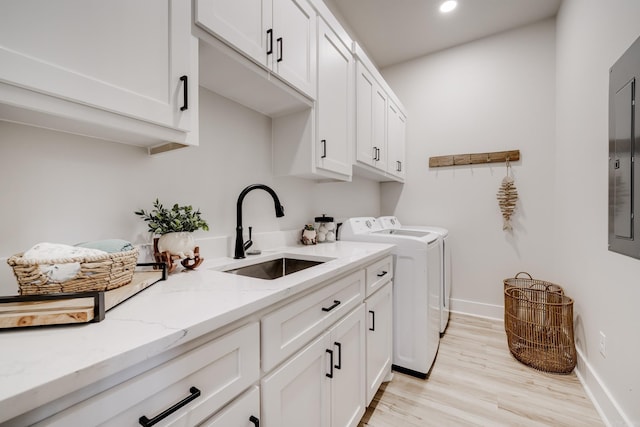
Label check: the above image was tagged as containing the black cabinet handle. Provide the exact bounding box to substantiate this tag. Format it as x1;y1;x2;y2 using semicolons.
277;37;283;62
139;386;200;426
369;310;375;331
266;29;273;55
250;415;260;427
377;270;388;277
326;349;334;378
397;161;402;172
322;300;340;312
321;139;327;159
334;342;342;369
376;148;381;161
179;75;188;111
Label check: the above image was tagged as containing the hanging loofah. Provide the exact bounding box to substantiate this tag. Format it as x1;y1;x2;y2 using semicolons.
497;159;518;230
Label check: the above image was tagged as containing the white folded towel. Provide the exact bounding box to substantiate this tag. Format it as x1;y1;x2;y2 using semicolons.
23;243;107;283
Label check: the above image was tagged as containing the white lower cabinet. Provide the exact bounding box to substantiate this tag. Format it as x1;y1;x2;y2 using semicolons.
21;256;392;427
365;282;393;405
35;322;260;427
330;305;366;427
200;386;260;427
261;305;365;427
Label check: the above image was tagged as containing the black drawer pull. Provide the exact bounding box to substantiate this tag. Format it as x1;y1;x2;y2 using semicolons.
139;386;200;426
266;28;273;55
334;342;342;369
369;310;375;331
321;139;327;158
326;349;334;378
179;75;188;111
277;37;283;62
322;300;341;312
377;271;388;277
250;415;260;426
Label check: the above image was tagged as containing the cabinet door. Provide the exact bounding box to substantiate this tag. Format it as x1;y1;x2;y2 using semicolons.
329;305;366;427
316;18;353;178
365;283;393;405
201;386;260;427
355;63;375;166
36;323;260;427
0;0;194;133
387;101;407;180
195;0;272;68
261;333;331;427
356;63;387;171
272;0;316;98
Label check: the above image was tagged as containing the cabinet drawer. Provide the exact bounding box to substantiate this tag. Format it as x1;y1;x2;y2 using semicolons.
201;386;260;427
365;256;392;297
261;269;365;372
37;322;260;427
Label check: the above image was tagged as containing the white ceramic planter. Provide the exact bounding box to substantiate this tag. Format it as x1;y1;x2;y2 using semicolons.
157;232;196;259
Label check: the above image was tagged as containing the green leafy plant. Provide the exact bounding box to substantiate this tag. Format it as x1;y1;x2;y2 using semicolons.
135;199;209;234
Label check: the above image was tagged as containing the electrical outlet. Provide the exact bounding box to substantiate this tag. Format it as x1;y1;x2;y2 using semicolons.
599;331;606;357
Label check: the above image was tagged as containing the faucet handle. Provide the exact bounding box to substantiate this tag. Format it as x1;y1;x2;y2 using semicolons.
243;226;253;251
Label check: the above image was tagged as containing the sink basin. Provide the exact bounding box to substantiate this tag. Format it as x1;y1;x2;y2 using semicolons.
223;257;325;280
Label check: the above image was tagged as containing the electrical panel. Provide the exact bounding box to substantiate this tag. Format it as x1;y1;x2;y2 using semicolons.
609;35;640;258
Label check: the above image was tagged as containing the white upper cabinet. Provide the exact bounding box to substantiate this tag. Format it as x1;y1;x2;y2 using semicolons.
387;100;407;180
352;43;406;182
272;12;353;181
0;0;198;152
316;18;353;179
196;0;316;99
355;61;387;171
195;0;271;66
272;0;316;97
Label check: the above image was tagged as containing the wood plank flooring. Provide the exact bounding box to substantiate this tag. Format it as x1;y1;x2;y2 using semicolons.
359;313;603;427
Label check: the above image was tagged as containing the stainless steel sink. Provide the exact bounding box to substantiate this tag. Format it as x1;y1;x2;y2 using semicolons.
223;257;325;280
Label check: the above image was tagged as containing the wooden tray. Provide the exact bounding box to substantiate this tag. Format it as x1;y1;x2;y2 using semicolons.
0;263;166;329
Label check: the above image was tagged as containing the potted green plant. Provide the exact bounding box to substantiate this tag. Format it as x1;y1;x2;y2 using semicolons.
135;199;209;259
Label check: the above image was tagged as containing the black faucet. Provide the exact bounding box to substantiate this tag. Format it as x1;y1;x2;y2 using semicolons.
234;184;285;259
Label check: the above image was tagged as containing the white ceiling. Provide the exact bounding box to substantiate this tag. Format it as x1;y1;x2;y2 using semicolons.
326;0;562;68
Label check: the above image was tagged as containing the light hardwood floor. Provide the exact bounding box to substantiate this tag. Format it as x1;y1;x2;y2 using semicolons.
359;313;603;427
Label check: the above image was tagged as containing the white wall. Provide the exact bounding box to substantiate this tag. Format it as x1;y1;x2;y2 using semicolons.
380;19;557;319
0;88;381;293
555;1;640;425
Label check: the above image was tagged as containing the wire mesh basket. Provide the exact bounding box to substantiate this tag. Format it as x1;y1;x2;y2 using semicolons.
503;272;576;374
503;271;564;294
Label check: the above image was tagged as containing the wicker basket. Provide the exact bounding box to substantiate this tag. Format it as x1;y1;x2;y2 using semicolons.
7;248;138;295
503;271;564;294
504;280;576;374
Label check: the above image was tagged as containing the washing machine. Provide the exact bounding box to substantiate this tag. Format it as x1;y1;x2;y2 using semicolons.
378;216;451;333
340;217;441;378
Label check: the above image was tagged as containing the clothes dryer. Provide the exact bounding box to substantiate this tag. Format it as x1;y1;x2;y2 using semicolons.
340;217;441;378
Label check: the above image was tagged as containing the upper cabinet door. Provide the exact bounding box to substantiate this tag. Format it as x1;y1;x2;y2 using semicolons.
0;0;194;133
195;0;272;68
196;0;315;99
387;101;407;180
355;61;387;170
316;18;352;178
272;0;316;98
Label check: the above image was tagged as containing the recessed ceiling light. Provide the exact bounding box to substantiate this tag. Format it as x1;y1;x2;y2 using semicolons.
439;0;458;13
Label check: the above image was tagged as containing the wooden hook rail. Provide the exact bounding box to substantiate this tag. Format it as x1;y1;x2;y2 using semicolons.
429;150;520;168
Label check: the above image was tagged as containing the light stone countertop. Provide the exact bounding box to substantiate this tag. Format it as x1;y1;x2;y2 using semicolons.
0;240;394;424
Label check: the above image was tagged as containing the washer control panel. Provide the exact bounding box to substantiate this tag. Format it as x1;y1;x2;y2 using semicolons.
339;217;383;237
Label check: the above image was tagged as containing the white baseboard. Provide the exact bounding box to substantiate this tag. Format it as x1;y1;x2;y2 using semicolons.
574;347;633;427
450;297;503;321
